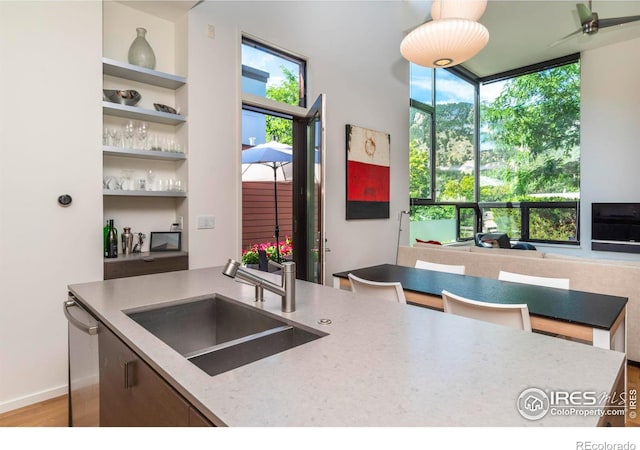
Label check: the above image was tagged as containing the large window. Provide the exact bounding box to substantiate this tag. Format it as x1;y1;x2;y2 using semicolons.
409;58;580;245
479;60;580;243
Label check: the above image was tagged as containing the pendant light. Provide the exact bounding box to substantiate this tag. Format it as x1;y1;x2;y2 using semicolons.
400;0;489;69
430;0;488;21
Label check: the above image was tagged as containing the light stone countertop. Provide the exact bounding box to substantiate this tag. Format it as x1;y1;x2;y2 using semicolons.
68;266;626;427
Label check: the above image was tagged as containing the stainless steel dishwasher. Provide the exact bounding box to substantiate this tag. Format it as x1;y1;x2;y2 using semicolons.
63;294;100;426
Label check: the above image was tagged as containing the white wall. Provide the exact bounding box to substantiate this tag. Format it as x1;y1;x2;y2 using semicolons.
0;1;103;412
187;1;413;281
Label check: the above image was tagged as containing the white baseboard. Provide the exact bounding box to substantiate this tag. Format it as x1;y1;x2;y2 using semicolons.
0;385;68;415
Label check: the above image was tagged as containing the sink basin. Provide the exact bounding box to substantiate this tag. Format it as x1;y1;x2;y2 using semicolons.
126;294;326;376
186;323;321;376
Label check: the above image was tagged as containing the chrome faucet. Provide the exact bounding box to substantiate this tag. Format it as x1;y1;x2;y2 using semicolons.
222;258;296;313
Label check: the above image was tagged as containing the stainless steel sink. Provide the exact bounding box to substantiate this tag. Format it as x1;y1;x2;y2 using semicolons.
126;294;326;376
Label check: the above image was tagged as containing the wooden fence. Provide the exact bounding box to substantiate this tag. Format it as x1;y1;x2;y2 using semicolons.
242;181;293;250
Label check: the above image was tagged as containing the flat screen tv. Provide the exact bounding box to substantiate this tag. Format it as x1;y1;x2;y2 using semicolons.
592;203;640;242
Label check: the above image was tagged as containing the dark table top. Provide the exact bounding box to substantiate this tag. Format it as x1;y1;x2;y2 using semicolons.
333;264;627;330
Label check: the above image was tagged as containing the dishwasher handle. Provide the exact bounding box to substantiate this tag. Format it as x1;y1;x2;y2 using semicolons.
64;299;99;336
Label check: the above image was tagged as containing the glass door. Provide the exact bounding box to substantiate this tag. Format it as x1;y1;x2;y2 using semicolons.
293;94;325;283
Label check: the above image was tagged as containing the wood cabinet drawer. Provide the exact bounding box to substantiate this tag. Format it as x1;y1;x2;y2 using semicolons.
100;324;193;426
104;253;188;280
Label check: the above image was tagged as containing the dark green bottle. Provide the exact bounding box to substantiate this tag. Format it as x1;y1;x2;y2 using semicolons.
106;219;118;258
103;220;109;256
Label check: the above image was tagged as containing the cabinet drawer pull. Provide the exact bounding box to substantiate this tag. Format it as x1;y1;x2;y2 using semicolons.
124;360;135;389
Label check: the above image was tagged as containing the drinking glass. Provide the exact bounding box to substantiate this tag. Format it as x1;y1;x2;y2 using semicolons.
121;169;134;190
150;134;161;151
146;170;155;191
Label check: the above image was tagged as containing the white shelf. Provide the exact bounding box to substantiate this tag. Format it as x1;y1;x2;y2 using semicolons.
103;57;186;89
103;146;186;161
104;189;187;198
103;102;186;125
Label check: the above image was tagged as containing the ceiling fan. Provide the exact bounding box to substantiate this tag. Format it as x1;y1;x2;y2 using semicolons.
550;1;640;47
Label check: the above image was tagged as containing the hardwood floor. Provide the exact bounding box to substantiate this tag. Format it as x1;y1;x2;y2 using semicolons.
1;364;639;427
0;395;68;427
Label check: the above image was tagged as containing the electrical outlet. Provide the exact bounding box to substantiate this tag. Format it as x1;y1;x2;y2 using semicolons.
176;216;183;230
207;24;215;39
197;215;215;229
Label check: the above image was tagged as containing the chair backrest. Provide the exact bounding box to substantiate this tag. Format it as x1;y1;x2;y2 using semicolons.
498;270;570;289
415;259;466;275
348;273;407;304
441;290;532;332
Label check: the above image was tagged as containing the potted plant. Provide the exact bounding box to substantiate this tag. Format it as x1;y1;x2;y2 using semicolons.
242;236;293;268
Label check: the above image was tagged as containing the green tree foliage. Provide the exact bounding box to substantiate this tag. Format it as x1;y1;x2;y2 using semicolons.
435;102;475;202
409;107;431;199
264;67;299;145
480;62;581;203
409;98;476;203
410;204;455;221
482;64;580;158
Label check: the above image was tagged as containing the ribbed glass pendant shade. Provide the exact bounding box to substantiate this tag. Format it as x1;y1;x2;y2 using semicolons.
430;0;488;21
400;18;489;68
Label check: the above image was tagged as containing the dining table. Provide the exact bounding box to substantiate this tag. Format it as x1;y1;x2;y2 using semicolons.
333;263;627;353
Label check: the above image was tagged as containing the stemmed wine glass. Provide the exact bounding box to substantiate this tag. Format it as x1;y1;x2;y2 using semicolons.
123;120;136;149
136;122;148;150
108;128;120;147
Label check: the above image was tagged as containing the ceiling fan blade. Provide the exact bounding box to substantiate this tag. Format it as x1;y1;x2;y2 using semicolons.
549;28;582;48
598;15;640;29
576;3;594;24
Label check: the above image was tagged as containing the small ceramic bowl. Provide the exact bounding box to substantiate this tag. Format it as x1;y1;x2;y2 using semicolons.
103;89;141;106
153;103;178;114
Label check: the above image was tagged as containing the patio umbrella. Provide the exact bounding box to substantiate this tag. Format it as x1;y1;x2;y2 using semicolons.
241;140;293;263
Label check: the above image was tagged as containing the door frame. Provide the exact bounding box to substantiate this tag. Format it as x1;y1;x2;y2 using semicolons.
241;94;325;283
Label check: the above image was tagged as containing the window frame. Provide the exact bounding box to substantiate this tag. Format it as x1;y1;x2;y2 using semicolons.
241;36;307;108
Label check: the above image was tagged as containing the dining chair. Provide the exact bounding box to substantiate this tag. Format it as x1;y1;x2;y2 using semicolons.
498;270;570;289
348;273;407;304
498;270;571;340
415;259;466;275
441;290;532;332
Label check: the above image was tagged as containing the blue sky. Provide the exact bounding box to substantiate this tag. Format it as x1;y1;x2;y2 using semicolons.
410;63;505;104
242;44;299;89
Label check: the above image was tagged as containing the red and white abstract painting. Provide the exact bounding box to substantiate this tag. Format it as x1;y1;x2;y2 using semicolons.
346;124;390;219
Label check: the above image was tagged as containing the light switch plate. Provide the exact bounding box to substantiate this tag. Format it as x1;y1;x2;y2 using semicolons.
197;215;215;229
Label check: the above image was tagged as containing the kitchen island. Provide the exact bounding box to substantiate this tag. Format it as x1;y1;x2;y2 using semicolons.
68;266;626;426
